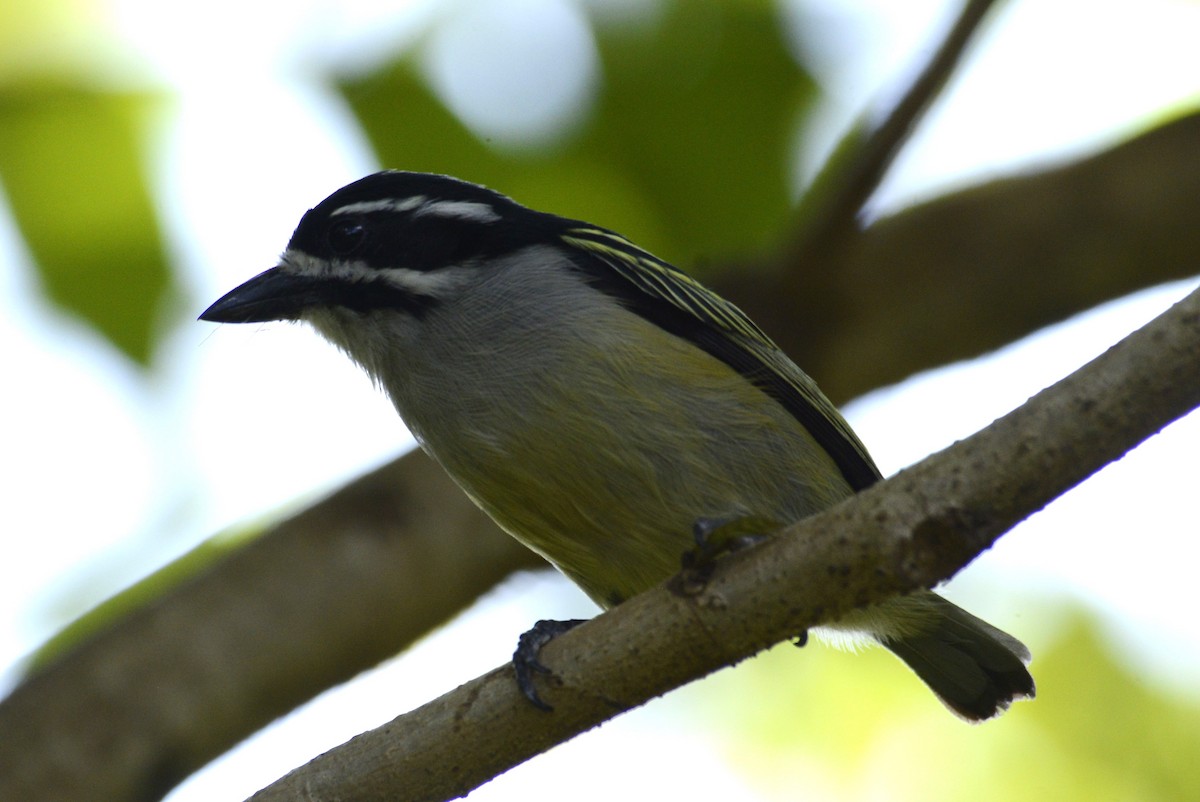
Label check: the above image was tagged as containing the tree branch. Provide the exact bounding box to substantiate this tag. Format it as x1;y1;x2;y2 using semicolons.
249;284;1200;801
0;455;542;802
722;110;1200;402
792;0;1003;264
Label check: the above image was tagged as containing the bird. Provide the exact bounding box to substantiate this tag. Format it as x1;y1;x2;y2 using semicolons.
200;170;1034;721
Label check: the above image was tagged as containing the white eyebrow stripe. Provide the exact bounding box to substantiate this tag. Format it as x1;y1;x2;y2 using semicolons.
415;200;501;223
331;196;427;216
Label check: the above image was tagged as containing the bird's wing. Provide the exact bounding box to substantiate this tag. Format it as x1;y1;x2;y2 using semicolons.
560;226;881;491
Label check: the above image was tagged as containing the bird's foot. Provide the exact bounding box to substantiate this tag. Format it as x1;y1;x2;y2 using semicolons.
513;618;587;711
674;515;781;595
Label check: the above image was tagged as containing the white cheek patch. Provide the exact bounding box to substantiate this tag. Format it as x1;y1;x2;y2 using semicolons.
376;265;475;296
416;200;501;224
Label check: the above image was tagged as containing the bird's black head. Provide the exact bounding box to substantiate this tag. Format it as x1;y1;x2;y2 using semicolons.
287;172;553;271
199;171;566;324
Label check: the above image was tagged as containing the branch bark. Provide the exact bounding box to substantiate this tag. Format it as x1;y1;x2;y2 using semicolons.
0;456;542;802
250;283;1200;801
720;110;1200;402
792;0;1003;264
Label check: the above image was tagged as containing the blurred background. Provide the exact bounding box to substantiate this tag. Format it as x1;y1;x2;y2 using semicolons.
2;0;1200;799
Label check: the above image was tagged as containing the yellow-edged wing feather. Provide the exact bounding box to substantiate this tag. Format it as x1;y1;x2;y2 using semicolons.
561;226;881;491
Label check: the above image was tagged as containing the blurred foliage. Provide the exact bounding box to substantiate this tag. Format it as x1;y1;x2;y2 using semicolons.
0;80;171;365
0;0;812;365
0;0;105;70
340;0;815;269
696;607;1200;801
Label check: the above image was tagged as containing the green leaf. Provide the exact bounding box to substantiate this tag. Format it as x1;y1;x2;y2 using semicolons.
579;0;814;264
339;0;815;271
0;81;172;366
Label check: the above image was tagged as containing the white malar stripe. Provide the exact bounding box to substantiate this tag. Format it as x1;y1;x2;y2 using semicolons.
331;196;427;216
416;200;501;223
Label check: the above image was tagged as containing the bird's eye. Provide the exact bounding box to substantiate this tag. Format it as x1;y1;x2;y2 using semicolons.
328;219;368;254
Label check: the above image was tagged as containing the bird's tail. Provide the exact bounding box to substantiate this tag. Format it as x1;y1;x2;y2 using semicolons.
878;592;1035;721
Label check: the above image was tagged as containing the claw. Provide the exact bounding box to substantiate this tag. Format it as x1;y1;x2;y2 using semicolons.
683;515;779;569
513;618;586;711
674;515;782;597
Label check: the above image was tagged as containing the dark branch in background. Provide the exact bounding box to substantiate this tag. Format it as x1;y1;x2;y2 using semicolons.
0;457;542;802
250;286;1200;802
789;0;1003;265
721;110;1200;402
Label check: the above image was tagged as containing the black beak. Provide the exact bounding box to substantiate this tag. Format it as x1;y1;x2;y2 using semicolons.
199;267;329;324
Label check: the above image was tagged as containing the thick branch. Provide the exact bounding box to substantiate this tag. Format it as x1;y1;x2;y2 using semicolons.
250;285;1200;801
723;110;1200;402
0;455;542;802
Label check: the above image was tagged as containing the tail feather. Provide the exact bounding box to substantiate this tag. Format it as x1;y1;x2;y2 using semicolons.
883;596;1035;722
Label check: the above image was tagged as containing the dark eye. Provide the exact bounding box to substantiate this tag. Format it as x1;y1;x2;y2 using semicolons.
328;219;368;254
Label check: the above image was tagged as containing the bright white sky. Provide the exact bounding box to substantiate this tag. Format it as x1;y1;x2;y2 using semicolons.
2;0;1199;799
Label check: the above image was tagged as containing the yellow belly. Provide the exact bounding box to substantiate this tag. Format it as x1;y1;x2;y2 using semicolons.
419;316;853;608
